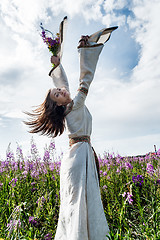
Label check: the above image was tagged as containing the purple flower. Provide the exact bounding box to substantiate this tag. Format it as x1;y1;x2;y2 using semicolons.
30;138;40;160
22;170;28;177
31;182;36;185
29;216;38;227
31;187;37;192
125;162;133;169
49;163;54;171
44;233;52;240
42;196;46;203
132;174;144;187
102;185;107;190
42;31;45;37
49;141;55;150
31;144;38;154
103;171;107;176
122;192;126;197
127;194;133;204
116;157;121;164
9;178;18;187
6;151;15;161
122;192;133;204
16;145;24;161
31;170;39;179
146;163;154;174
40;23;60;57
29;216;34;223
17;147;22;154
36;196;46;205
156;179;160;185
43;150;50;162
7;219;21;232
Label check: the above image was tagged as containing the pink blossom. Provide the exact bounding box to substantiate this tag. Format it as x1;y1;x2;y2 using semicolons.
103;171;107;176
146;163;154;174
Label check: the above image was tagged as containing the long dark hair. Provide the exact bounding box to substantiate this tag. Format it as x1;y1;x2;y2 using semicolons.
24;89;66;137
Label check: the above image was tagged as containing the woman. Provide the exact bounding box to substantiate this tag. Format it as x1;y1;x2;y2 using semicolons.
25;18;117;240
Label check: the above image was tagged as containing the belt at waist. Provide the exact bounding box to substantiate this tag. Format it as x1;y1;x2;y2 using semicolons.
69;135;90;147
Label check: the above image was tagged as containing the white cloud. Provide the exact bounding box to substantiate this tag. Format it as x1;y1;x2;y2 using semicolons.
104;0;129;12
0;0;160;158
0;0;50;34
86;0;160;155
102;12;125;27
127;0;160;82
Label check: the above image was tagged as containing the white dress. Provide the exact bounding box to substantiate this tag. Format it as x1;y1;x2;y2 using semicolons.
50;39;111;240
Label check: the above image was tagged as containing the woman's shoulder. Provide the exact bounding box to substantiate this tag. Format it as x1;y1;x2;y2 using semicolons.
65;96;86;117
72;91;86;110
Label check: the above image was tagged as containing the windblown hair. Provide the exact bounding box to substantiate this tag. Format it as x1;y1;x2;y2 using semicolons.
24;89;66;137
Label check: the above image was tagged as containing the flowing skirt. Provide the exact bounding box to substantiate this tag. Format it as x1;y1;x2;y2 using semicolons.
54;142;109;240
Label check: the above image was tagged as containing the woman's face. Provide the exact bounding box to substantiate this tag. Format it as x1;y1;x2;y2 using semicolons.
50;87;72;106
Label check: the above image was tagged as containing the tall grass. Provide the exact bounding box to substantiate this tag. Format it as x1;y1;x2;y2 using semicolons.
0;138;159;239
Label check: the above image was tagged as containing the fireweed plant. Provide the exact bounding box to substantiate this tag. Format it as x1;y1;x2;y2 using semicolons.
0;139;160;239
40;23;60;68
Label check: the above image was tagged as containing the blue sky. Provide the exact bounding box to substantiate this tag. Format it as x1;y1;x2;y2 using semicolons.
0;0;160;159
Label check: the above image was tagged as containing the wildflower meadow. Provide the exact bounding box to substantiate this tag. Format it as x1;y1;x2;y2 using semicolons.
0;138;160;239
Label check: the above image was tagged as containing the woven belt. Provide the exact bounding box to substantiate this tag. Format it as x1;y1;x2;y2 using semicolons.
69;135;90;147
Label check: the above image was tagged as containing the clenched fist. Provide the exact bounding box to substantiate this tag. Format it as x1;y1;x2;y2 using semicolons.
51;56;60;66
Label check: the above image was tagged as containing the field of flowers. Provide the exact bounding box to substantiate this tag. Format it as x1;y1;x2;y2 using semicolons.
0;138;160;240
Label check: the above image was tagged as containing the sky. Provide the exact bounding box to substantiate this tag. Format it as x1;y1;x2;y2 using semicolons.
0;0;160;159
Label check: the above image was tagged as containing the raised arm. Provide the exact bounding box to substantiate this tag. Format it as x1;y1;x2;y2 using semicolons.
74;26;118;108
73;43;103;108
48;16;69;91
49;56;70;92
78;44;103;93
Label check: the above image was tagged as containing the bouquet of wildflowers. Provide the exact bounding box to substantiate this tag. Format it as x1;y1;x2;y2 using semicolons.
40;23;60;67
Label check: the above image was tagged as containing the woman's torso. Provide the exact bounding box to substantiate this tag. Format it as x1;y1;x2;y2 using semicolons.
65;100;92;138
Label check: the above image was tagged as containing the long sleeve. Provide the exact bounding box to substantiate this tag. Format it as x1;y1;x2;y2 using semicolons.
49;64;70;92
48;17;69;91
73;44;103;109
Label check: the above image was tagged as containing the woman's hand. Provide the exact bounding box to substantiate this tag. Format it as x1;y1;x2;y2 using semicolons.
78;35;89;48
51;56;60;66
